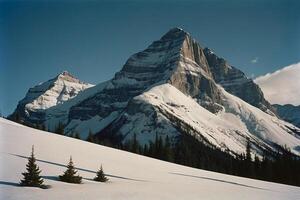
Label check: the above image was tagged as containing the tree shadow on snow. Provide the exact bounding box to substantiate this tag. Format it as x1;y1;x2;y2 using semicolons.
0;181;20;187
9;153;146;182
169;172;272;191
42;176;59;181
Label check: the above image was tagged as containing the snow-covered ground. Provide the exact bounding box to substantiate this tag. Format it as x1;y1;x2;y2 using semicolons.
0;118;299;200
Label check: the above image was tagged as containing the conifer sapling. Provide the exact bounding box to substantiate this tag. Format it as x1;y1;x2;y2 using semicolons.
94;165;108;182
59;156;82;184
20;145;44;187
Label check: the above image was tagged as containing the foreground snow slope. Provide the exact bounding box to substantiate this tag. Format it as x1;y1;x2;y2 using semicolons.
0;118;299;200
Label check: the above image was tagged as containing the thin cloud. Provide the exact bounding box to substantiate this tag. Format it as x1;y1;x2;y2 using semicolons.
255;62;300;106
251;57;259;64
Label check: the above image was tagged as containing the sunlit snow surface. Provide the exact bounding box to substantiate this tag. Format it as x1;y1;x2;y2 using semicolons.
0;118;299;200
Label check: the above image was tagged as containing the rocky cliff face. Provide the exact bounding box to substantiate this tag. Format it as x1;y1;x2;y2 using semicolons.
203;48;274;115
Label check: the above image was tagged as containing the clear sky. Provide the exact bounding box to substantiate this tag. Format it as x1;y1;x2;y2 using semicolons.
0;0;299;116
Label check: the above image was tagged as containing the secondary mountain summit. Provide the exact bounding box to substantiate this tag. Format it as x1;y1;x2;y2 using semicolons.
9;28;300;157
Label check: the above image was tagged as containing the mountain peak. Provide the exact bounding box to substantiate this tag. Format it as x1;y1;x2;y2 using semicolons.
56;70;82;83
60;70;72;76
9;70;93;124
161;27;189;40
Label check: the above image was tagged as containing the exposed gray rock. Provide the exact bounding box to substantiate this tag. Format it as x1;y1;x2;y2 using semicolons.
203;48;275;115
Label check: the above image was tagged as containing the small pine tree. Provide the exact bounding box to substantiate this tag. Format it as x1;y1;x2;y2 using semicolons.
55;121;64;135
14;112;21;123
94;165;108;182
86;129;94;143
74;132;81;139
164;135;173;161
20;146;44;187
131;133;139;153
59;156;82;184
246;139;251;161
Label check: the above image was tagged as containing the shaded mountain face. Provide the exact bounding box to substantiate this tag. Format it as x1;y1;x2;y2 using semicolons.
274;104;300;129
9;71;93;125
203;48;274;115
10;28;300;157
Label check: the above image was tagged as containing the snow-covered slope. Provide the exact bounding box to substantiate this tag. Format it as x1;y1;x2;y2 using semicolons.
255;62;300;106
44;80;109;131
102;84;300;157
1;118;299;200
9;71;94;125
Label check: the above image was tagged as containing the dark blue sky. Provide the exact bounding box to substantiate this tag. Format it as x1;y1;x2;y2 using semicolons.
1;0;299;116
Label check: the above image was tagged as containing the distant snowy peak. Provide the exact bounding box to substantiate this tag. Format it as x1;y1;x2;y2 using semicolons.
25;71;93;110
10;71;93;124
255;62;300;106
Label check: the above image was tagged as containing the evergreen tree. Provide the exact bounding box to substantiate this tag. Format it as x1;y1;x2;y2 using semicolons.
143;144;149;156
131;133;139;153
14;112;21;123
246;139;251;161
55;121;64;135
59;156;82;184
163;135;173;161
86;129;95;143
94;165;108;182
40;124;46;131
74;131;81;139
20;146;44;187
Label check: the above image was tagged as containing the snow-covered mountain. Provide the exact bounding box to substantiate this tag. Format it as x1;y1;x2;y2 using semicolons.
9;71;94;126
10;28;300;157
1;118;299;200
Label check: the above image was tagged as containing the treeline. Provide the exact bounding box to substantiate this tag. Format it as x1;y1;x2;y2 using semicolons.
87;132;300;187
